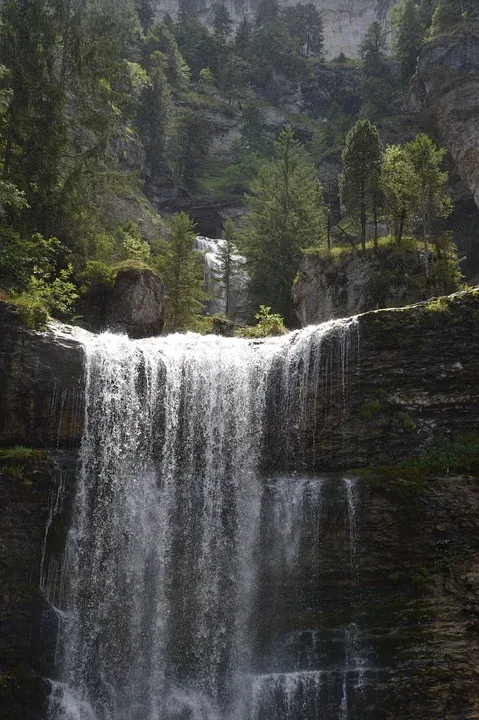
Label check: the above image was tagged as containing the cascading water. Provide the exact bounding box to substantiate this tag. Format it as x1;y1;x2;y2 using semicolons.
194;236;247;318
44;317;373;720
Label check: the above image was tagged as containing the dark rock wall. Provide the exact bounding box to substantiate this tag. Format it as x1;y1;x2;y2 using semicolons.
266;288;479;471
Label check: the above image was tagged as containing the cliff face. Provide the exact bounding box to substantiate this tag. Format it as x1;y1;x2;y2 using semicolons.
266;289;479;471
292;245;457;327
1;290;479;718
153;0;401;59
413;29;479;215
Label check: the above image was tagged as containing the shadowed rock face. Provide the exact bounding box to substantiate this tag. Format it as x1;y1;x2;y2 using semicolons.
82;268;164;339
292;246;458;327
104;268;164;338
413;30;479;214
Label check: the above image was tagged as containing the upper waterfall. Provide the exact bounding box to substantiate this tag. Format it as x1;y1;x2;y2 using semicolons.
46;318;360;720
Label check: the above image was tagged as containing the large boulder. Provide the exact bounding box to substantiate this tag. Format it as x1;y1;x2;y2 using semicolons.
104;268;164;338
84;268;164;339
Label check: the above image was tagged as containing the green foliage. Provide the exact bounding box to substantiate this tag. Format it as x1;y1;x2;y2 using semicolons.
235;305;286;337
160;212;208;333
239;126;325;325
404;133;452;276
198;67;216;89
392;0;427;82
367;434;479;491
429;0;478;35
340;120;383;249
8;293;49;329
359;399;383;419
169;108;212;189
216;218;240;317
283;3;324;57
78;260;116;292
0;445;47;461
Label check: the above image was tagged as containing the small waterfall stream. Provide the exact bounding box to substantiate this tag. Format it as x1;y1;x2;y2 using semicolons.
44;318;373;720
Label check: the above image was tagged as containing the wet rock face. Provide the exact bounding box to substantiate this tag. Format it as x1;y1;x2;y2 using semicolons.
359;474;479;719
0;453;74;720
0;303;85;451
83;268;164;339
265;289;479;471
413;30;479;214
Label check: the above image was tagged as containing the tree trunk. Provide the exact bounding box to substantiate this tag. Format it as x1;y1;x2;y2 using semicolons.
360;199;366;250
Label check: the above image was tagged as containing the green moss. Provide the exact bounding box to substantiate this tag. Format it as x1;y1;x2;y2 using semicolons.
361;434;479;502
8;294;49;329
425;296;451;313
0;445;47;461
400;413;416;431
359;399;382;419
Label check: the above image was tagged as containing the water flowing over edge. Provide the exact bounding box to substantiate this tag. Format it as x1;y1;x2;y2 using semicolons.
42;316;368;720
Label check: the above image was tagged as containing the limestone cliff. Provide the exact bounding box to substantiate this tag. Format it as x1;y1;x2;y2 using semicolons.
292;244;459;327
153;0;401;59
413;29;479;216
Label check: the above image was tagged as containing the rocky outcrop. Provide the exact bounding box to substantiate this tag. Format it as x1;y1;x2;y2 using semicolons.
82;267;164;339
266;288;479;470
0;453;72;720
413;29;479;215
0;303;84;451
292;245;458;326
153;0;401;59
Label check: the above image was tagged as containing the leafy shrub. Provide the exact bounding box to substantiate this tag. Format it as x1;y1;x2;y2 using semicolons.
236;305;287;338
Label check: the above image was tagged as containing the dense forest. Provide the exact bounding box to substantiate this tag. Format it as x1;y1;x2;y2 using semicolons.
0;0;475;331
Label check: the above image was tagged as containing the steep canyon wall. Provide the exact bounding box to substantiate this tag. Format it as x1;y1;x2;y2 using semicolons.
153;0;401;58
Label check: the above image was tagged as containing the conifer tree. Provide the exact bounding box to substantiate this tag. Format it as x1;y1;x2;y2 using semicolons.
392;0;425;82
161;212;208;332
404;133;452;277
239;126;325;324
217;218;239;318
340;120;383;249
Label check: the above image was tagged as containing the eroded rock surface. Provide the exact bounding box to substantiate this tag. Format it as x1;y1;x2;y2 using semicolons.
413;29;479;214
82;267;164;339
292;245;457;326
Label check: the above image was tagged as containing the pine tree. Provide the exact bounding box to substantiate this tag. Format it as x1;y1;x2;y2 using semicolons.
340;120;383;250
212;3;233;45
360;21;388;78
161;212;208;333
382;144;415;243
217;218;239;318
136;66;172;177
239;126;325;324
283;3;324;57
392;0;425;82
404;134;452;278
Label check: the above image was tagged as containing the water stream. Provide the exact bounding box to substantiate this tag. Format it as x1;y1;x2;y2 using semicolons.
44;318;371;720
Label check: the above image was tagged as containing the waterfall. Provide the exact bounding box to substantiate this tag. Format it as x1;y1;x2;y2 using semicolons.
194;236;248;319
45;318;367;720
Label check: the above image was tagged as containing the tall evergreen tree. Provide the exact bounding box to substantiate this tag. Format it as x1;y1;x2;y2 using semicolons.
340;120;383;250
217;218;239;317
239;126;325;324
404;133;452;277
161;212;208;332
392;0;425;82
283;3;324;57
